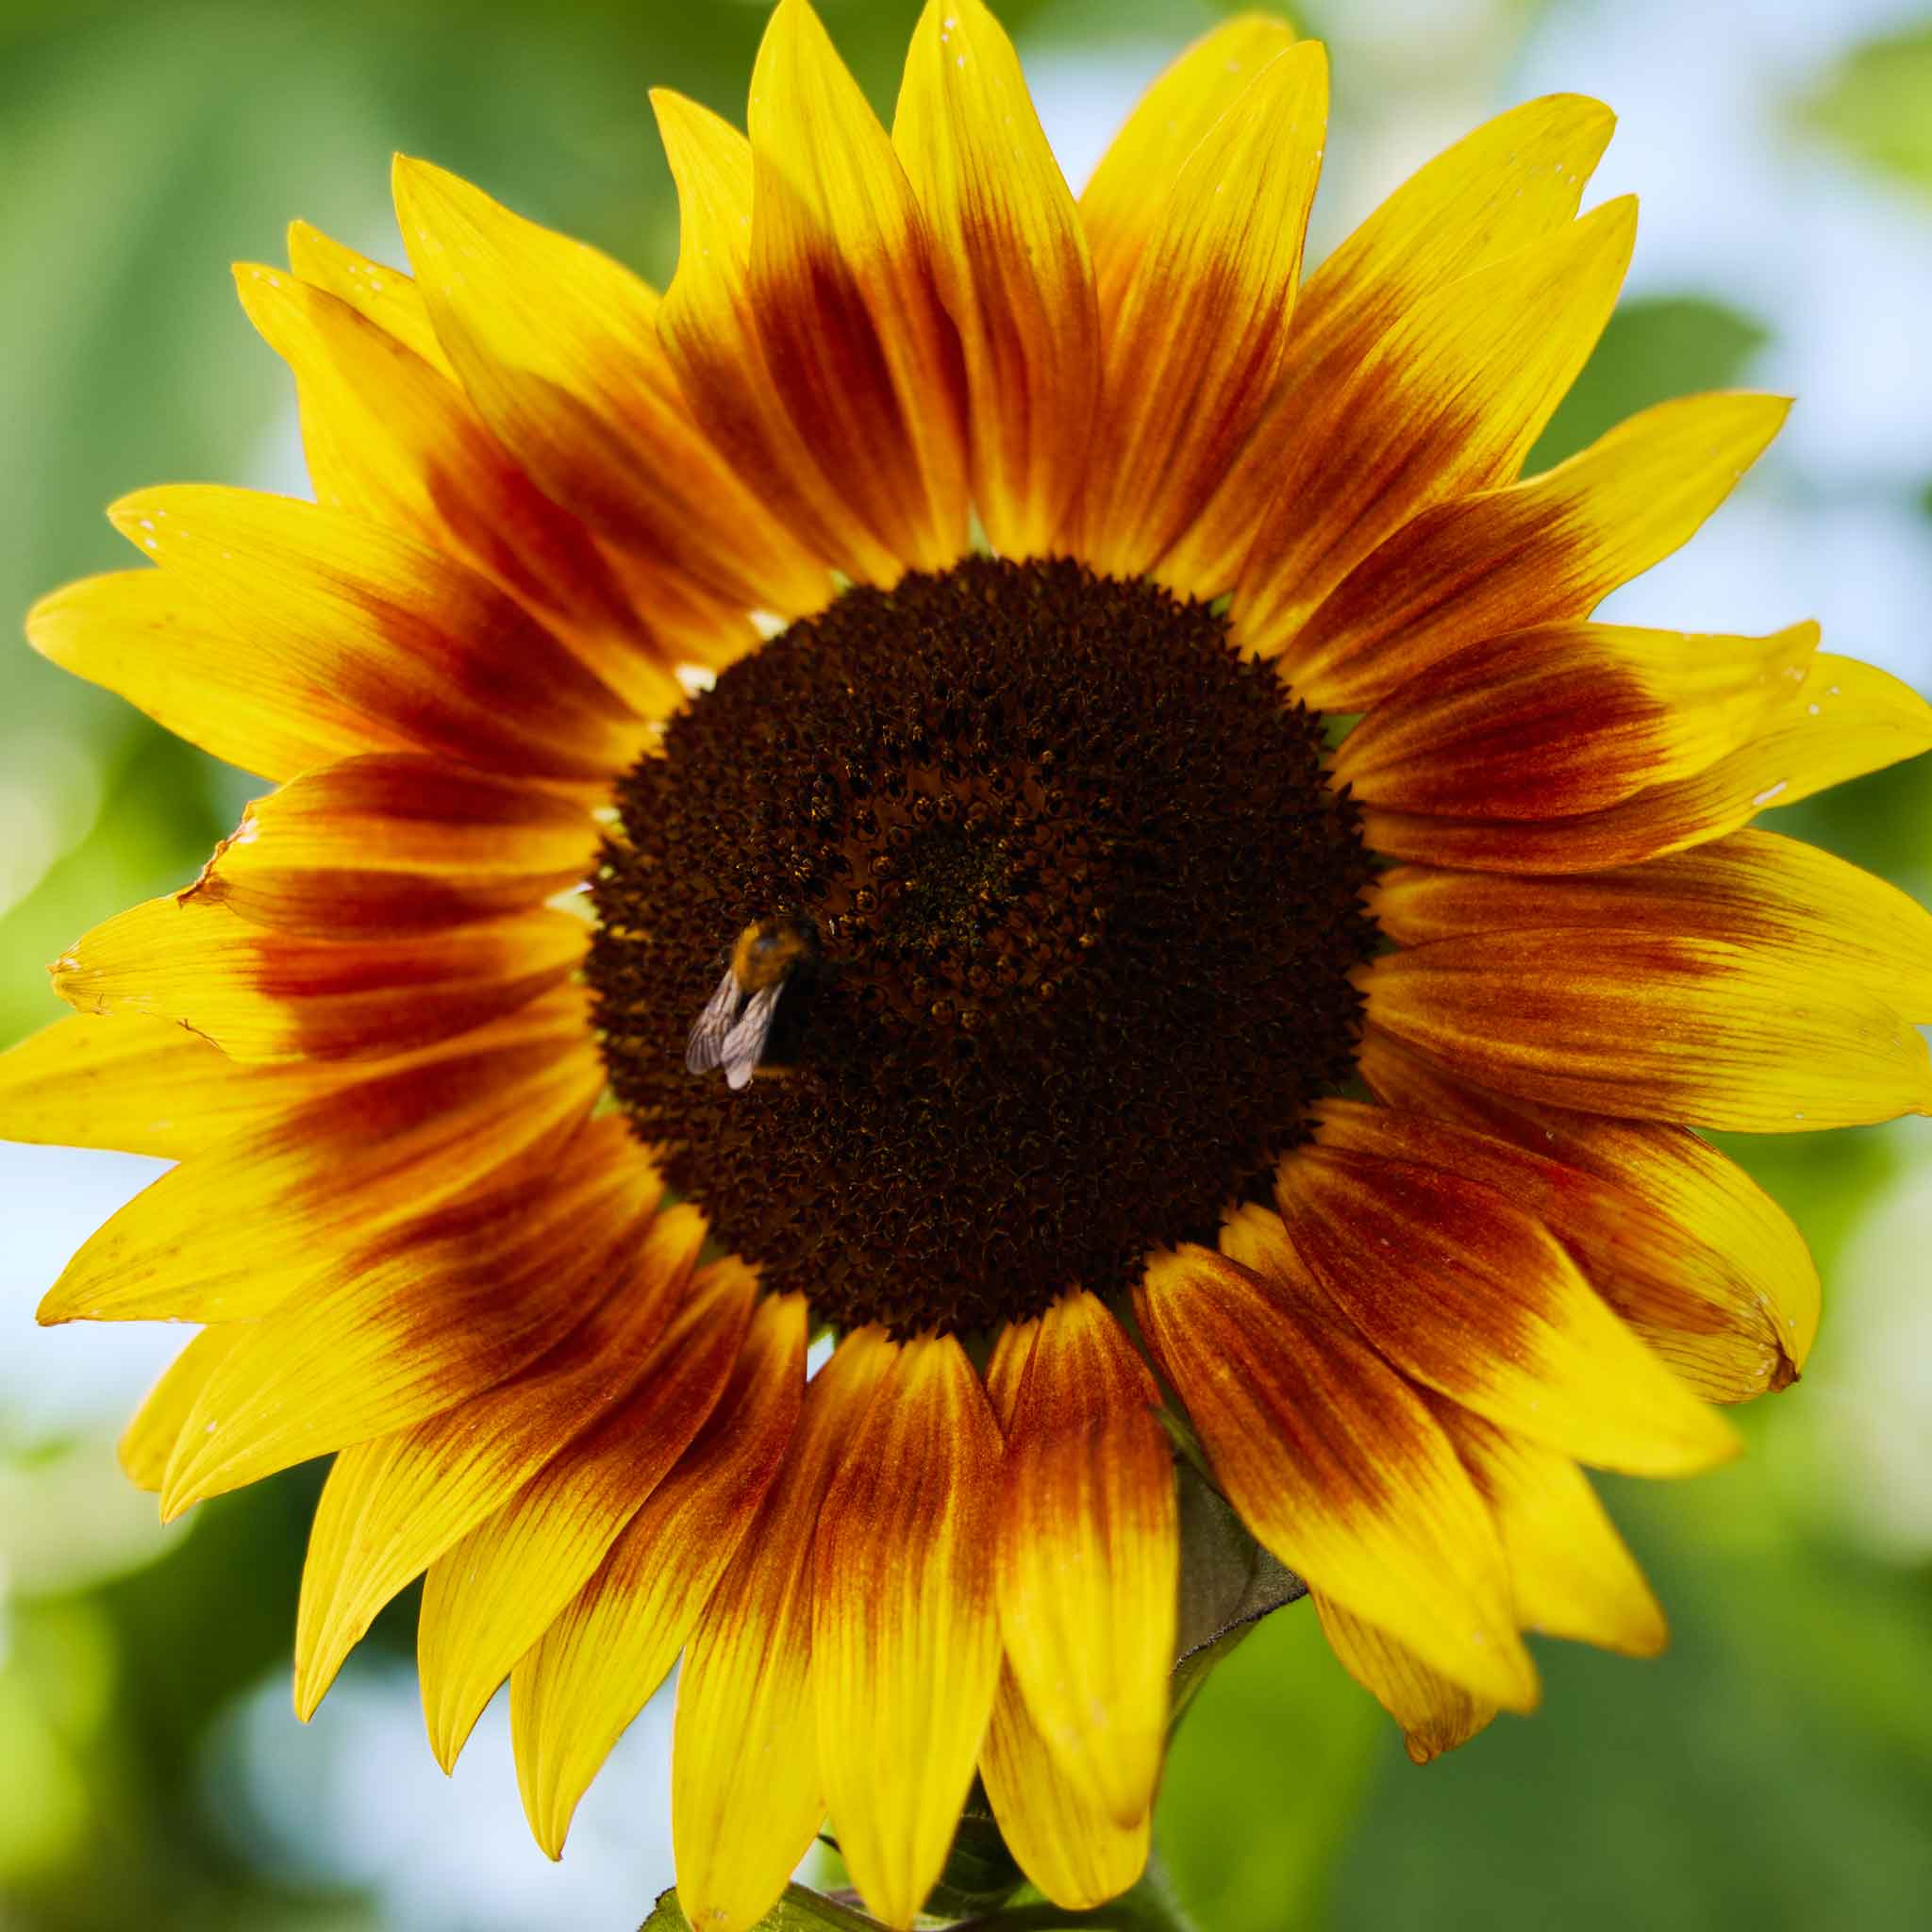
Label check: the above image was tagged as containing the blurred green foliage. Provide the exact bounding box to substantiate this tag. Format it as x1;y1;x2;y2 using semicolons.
4;3;1932;1931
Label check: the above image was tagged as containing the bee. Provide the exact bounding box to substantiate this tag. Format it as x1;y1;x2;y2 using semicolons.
685;913;821;1091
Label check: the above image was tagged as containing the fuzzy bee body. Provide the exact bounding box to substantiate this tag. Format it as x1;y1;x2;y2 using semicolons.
684;914;820;1091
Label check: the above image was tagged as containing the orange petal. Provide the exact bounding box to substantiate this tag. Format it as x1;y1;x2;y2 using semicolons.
672;1328;894;1932
1263;1151;1740;1474
1136;1244;1536;1709
1360;926;1932;1131
993;1292;1175;1830
119;1327;248;1492
1311;1592;1498;1766
1285;391;1790;709
1374;829;1932;1024
1165;92;1616;596
107;486;646;785
235;263;685;718
812;1331;1004;1929
1333;621;1817;820
157;1117;659;1520
1361;653;1932;872
186;756;598;940
51;893;584;1063
979;1666;1150;1910
742;0;971;576
390;157;828;617
1354;1030;1821;1399
511;1293;808;1858
1232;200;1637;657
1078;13;1299;305
1433;1405;1666;1657
291;1205;709;1719
1074;42;1327;575
41;1008;601;1324
25;571;385;782
418;1258;755;1768
286;221;455;376
892;0;1099;558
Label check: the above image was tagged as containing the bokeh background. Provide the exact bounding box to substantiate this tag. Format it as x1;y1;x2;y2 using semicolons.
4;0;1931;1926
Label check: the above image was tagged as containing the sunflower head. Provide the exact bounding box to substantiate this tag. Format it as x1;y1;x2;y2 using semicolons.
8;1;1932;1928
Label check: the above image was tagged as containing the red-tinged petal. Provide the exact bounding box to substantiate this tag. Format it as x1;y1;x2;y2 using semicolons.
1136;1244;1536;1709
650;89;895;589
1334;621;1817;821
1374;830;1932;1024
41;1012;602;1324
979;1667;1151;1910
892;0;1100;558
235;264;687;719
1433;1405;1666;1657
1231;201;1636;657
743;0;972;577
291;1204;708;1719
994;1292;1175;1830
119;1327;247;1492
1074;42;1328;575
813;1331;1004;1929
51;893;584;1063
672;1329;894;1932
187;756;598;940
107;486;647;784
1165;92;1616;596
391;157;829;617
1312;1592;1498;1766
156;1117;659;1520
286;221;455;377
511;1294;808;1858
416;1259;753;1770
25;571;385;783
1078;14;1299;305
1361;654;1932;872
1285;392;1790;709
1265;1151;1741;1474
1360;927;1932;1131
1355;1029;1821;1398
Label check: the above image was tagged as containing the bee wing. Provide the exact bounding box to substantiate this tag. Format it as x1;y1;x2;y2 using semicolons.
685;967;747;1075
720;981;785;1091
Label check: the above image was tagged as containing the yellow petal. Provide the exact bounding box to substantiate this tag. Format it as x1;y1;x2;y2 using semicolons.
892;0;1100;557
1361;926;1932;1131
672;1328;894;1932
1078;13;1299;303
993;1292;1175;1830
511;1293;808;1858
1167;92;1617;596
52;892;585;1063
1286;391;1790;709
1332;620;1817;820
1361;653;1932;872
812;1332;1004;1929
1233;199;1637;657
106;485;646;784
1074;41;1327;575
292;1205;709;1719
391;156;828;616
418;1258;755;1769
1434;1405;1666;1657
979;1667;1150;1910
286;221;455;376
119;1327;247;1492
744;0;971;575
1264;1152;1741;1474
188;755;598;940
1137;1244;1537;1710
1311;1592;1498;1766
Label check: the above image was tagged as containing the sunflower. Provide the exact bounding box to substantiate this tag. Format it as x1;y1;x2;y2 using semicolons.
8;0;1932;1924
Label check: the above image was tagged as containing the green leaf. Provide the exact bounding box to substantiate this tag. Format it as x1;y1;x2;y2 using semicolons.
1800;22;1932;198
1526;295;1770;474
641;1882;886;1931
